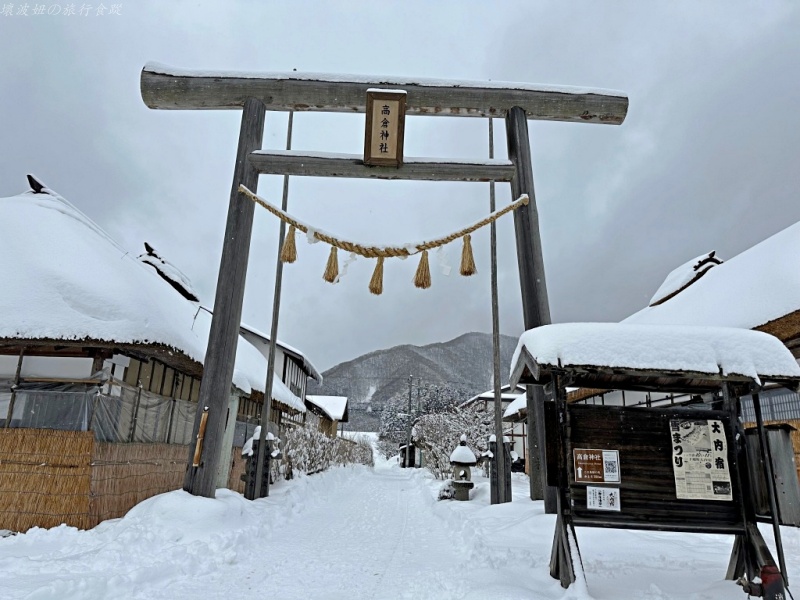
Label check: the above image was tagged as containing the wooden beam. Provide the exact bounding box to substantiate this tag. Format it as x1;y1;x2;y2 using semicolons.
140;63;628;125
248;150;516;182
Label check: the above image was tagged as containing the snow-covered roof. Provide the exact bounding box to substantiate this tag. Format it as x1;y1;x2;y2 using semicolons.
510;323;800;391
647;251;722;307
460;383;526;408
305;395;348;422
0;183;304;412
503;393;527;420
236;321;322;383
626;221;800;332
139;242;199;302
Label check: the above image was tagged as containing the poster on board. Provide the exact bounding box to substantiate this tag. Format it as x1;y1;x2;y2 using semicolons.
670;419;732;501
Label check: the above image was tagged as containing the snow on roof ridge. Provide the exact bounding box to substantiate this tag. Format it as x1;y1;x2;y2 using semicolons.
648;251;722;307
626;219;800;332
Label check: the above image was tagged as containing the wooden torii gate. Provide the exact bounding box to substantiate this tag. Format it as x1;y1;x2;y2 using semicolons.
139;63;628;500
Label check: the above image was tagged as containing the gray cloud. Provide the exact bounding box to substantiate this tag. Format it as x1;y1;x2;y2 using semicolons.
1;1;798;371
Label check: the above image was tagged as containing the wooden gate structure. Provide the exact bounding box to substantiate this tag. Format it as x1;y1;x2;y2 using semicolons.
509;322;800;599
139;62;628;503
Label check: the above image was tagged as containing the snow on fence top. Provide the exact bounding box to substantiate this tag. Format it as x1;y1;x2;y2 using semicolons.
0;186;303;412
510;323;800;391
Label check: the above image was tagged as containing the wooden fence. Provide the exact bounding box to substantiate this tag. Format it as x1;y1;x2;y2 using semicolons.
0;428;249;532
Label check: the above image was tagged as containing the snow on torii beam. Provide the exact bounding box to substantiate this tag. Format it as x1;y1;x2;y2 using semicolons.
140;62;628;124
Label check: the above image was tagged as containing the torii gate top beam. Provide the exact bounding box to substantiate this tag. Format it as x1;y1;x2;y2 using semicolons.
140;62;628;125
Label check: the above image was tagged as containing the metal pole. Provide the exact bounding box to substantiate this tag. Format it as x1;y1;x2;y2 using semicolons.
252;111;294;500
752;390;789;586
489;118;508;504
406;375;413;467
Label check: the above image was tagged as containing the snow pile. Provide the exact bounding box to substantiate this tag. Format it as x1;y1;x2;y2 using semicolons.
627;220;800;329
511;322;800;384
648;251;722;306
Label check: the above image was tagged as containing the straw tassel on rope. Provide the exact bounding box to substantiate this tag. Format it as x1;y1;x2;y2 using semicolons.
323;246;339;283
369;257;385;295
414;250;432;289
459;234;476;276
280;225;297;263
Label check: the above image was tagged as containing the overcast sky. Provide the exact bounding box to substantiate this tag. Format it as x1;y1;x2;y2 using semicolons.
1;1;798;372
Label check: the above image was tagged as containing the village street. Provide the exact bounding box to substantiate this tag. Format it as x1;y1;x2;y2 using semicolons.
0;458;542;600
3;451;799;600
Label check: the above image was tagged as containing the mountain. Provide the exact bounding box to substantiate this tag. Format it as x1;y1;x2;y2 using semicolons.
309;332;518;431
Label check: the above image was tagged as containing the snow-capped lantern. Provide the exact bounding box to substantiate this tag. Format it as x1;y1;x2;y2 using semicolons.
449;434;477;501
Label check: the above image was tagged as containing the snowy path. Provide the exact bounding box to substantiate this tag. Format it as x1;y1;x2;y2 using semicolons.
180;466;468;600
1;457;798;600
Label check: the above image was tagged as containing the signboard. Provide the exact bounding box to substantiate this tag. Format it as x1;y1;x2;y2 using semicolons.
364;89;406;167
573;449;620;484
670;419;732;501
587;486;621;511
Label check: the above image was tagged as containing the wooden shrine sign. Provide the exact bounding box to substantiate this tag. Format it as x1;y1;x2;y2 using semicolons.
554;404;742;533
364;89;406;167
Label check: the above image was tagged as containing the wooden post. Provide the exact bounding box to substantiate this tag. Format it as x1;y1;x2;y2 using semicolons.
752;390;789;587
183;98;266;498
489;118;508;504
5;347;24;427
505;106;556;510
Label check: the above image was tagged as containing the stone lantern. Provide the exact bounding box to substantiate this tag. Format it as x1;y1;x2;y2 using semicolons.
450;434;477;501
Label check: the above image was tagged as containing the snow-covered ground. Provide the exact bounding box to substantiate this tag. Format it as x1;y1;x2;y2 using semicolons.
1;451;798;600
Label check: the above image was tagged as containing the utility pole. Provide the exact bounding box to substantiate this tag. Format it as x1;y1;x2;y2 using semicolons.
405;374;413;467
250;111;294;500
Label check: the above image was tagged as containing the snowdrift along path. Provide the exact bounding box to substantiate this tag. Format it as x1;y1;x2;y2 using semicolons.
1;455;799;600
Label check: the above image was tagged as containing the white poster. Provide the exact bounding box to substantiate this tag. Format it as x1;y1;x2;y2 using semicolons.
586;486;621;511
670;419;732;501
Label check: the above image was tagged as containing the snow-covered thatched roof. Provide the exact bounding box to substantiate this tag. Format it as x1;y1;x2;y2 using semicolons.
0;180;303;412
626;222;800;342
510;323;800;392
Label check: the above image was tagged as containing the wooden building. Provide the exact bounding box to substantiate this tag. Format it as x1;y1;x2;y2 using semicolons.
0;177;318;531
305;395;349;437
